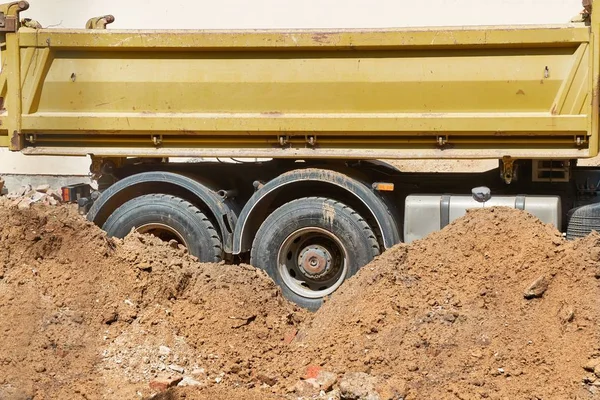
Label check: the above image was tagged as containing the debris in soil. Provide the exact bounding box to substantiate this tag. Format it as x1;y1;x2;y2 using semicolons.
338;372;381;400
6;183;63;208
523;275;550;299
1;201;599;400
149;375;183;392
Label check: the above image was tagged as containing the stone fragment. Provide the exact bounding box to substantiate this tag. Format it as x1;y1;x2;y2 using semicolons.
316;370;337;391
293;379;320;397
257;372;278;386
339;372;381;400
177;376;203;387
149;376;183;392
594;364;600;379
158;345;171;356
559;305;575;324
524;276;549;299
17;198;33;210
585;359;600;372
168;364;184;374
137;262;152;272
283;328;298;344
305;364;322;379
190;368;206;377
30;192;45;203
47;189;63;202
35;184;50;193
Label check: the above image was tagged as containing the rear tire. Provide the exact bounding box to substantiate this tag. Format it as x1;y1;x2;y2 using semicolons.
251;197;380;310
103;194;222;262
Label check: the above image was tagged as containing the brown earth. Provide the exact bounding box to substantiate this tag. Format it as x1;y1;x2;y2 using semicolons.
1;199;599;399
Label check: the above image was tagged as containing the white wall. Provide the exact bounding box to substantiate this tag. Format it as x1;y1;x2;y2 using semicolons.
0;0;583;175
26;0;583;29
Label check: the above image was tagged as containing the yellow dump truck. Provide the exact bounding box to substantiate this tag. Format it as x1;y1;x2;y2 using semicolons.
1;1;599;308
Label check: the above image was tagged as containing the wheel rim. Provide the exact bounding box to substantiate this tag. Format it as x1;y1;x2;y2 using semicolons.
277;227;348;299
136;223;188;248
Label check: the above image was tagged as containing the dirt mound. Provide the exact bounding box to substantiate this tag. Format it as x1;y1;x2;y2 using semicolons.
2;200;600;400
286;207;600;399
0;200;304;399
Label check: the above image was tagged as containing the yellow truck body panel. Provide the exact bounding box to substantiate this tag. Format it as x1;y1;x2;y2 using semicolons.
0;2;598;160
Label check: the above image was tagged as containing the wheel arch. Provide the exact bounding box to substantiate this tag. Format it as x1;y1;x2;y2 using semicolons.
233;168;401;255
87;171;238;253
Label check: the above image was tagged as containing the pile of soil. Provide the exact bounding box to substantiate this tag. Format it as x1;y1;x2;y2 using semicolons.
283;207;600;399
1;199;599;400
0;199;304;399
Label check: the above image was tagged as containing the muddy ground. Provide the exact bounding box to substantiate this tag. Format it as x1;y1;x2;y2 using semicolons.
1;199;600;400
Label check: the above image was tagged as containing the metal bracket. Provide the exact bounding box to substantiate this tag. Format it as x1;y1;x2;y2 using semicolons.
306;135;316;146
0;1;28;32
151;134;162;146
278;135;289;146
26;133;36;144
575;135;587;147
501;156;516;184
85;15;115;30
436;135;448;147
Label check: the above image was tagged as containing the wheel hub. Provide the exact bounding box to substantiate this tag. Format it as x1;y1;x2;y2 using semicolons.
277;227;349;299
298;245;332;279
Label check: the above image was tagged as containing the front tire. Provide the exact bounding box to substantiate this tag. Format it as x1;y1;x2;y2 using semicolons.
250;197;380;310
103;194;223;262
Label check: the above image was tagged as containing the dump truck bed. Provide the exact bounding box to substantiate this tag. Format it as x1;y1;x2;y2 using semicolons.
0;8;598;159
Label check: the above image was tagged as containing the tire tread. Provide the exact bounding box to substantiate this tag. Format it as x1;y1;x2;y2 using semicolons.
104;193;223;262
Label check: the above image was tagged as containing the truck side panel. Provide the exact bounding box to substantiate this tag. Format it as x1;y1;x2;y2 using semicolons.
0;23;597;159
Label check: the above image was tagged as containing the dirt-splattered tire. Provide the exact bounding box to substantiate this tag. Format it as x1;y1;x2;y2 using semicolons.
250;197;380;310
102;194;222;262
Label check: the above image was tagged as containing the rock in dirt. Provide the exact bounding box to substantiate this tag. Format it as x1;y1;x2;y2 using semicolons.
558;304;575;324
293;379;320;397
257;372;278;386
316;370;338;392
338;372;380;400
585;359;600;372
168;364;184;374
304;365;323;380
16;198;32;210
594;364;600;379
177;376;204;387
524;275;550;299
149;376;183;392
